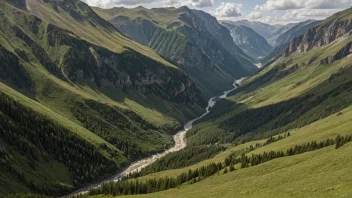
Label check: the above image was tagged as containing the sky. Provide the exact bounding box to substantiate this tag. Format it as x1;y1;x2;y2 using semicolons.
81;0;352;24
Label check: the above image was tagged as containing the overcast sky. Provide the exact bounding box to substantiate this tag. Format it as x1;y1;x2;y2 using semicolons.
81;0;352;24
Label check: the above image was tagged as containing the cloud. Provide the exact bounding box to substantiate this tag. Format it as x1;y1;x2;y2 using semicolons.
247;8;344;24
82;0;214;8
212;3;242;17
163;0;213;8
81;0;156;8
281;9;344;21
191;0;214;8
248;11;263;20
255;0;352;11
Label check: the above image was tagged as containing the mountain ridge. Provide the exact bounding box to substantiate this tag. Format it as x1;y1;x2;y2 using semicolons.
93;6;258;97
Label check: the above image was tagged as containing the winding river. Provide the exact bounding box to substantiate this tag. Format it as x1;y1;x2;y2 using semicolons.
66;78;244;197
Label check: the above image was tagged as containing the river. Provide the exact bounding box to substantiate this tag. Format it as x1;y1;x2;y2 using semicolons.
65;78;244;197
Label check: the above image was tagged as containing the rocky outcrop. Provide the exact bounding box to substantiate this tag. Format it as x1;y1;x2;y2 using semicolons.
284;8;352;57
46;24;204;106
319;41;352;65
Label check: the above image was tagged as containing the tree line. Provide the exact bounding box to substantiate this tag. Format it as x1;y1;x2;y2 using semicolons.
224;134;352;169
128;145;225;178
86;162;224;197
64;134;352;197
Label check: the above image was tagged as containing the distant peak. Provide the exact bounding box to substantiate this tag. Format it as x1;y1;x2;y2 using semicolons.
136;5;146;9
179;6;190;11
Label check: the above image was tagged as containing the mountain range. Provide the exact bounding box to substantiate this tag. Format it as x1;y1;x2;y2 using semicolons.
1;0;352;197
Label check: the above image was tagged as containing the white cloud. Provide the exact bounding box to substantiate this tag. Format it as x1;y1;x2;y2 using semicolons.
212;3;242;17
281;9;344;21
191;0;214;8
163;0;213;7
255;0;352;11
248;11;263;20
81;0;156;8
81;0;214;8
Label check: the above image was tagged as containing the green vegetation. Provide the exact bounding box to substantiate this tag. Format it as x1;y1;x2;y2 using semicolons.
0;0;206;195
81;134;351;197
128;145;225;178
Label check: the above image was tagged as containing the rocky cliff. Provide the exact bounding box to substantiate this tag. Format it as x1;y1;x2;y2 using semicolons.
285;8;352;57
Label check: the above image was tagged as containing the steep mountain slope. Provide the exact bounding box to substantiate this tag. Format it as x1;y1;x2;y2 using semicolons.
225;20;296;46
275;20;321;47
220;22;273;61
93;6;257;97
228;20;279;40
285;7;352;57
268;23;297;45
262;20;322;65
0;0;207;195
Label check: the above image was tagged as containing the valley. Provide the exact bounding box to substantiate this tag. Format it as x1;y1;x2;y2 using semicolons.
0;1;352;198
67;78;245;197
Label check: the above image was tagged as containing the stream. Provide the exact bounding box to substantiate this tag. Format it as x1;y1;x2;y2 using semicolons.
66;78;244;197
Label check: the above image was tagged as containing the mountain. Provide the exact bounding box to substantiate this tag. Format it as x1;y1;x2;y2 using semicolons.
93;6;257;97
268;23;297;46
220;21;273;61
275;20;321;47
229;20;279;40
285;8;352;57
262;20;322;65
0;0;208;195
226;20;297;46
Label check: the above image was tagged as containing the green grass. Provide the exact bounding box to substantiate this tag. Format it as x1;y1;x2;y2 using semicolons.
114;142;352;198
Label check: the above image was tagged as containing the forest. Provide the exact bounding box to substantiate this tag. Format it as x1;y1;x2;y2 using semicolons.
128;145;225;178
0;92;122;195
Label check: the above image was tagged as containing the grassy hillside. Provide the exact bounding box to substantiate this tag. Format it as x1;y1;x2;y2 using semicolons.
93;6;257;97
0;0;207;195
111;142;352;198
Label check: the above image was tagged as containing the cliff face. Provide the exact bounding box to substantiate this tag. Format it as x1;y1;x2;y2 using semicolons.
43;23;203;106
285;8;352;57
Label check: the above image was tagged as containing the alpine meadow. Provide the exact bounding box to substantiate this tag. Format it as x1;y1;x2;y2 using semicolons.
0;0;351;198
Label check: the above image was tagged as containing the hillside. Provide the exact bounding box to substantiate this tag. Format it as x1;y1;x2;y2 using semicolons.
220;22;273;61
93;6;257;97
0;0;207;195
83;7;352;198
